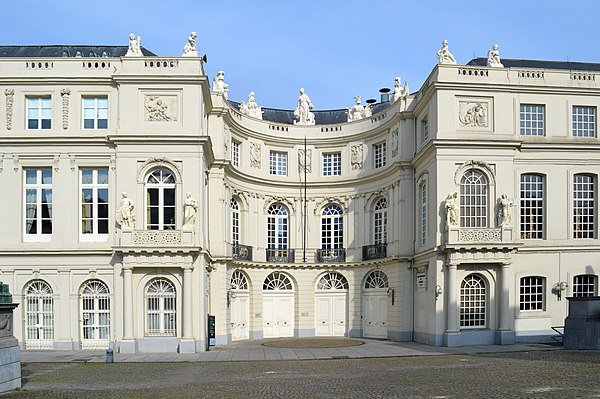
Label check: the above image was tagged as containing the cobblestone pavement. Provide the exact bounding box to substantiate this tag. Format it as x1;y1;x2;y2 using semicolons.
5;350;600;398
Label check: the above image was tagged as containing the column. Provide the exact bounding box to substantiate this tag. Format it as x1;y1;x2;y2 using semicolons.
446;263;459;332
122;265;133;340
499;263;511;331
183;265;193;339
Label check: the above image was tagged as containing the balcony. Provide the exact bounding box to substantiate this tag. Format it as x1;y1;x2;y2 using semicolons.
316;248;346;263
362;243;387;260
119;229;194;246
232;244;253;261
266;248;295;263
445;227;514;245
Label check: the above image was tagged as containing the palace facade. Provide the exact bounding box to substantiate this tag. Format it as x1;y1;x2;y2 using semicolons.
0;40;598;352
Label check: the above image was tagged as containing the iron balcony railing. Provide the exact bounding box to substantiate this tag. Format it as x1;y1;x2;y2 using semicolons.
316;248;346;263
362;243;387;260
266;248;295;263
232;244;253;261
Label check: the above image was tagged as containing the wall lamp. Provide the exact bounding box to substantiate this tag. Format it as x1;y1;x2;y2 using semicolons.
553;282;568;301
226;288;237;307
387;288;395;305
435;285;443;301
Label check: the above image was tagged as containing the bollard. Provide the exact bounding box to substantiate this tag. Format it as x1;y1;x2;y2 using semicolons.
106;347;114;363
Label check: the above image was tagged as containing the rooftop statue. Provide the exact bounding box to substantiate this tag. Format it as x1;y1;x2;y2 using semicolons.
293;88;315;125
212;71;229;99
487;44;504;68
239;92;263;119
182;32;198;57
437;39;456;65
391;77;409;111
347;96;370;122
125;33;143;57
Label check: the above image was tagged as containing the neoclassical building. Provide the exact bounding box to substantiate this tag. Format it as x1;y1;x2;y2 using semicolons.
0;38;598;352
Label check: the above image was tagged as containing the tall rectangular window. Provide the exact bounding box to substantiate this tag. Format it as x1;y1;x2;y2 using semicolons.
27;97;52;130
573;106;596;137
232;142;240;167
520;174;544;239
421;119;429;142
573;274;598;297
323;152;341;176
420;184;427;246
520;104;545;136
83;97;108;129
24;169;52;240
374;142;386;169
81;169;109;240
269;151;287;176
573;174;595;239
519;276;545;311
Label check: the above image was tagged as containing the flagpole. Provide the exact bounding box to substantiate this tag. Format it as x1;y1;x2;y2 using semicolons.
303;136;307;263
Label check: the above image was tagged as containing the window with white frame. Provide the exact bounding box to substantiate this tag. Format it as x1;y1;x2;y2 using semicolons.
232;142;240;167
573;274;598;297
24;169;53;240
421;118;429;142
27;97;52;130
420;183;427;246
230;198;239;245
146;169;176;230
25;280;54;350
572;106;596;137
519;276;545;311
269;151;287;176
573;174;595;239
145;278;176;336
460;170;488;228
267;204;288;250
520;104;545;136
80;280;110;348
373;198;388;245
321;204;343;250
83;97;108;129
322;152;341;176
460;274;486;328
520;174;544;239
80;169;109;240
373;142;386;169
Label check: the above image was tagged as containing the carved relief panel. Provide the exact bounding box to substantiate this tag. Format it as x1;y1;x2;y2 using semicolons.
143;94;179;122
457;97;493;132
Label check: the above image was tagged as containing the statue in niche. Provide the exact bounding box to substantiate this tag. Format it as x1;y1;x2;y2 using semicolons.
212;71;229;99
497;194;513;227
116;192;136;230
250;142;261;168
437;39;456;65
293;88;315;125
183;192;198;230
298;149;312;173
487;44;504;68
391;129;399;157
145;96;172;121
182;32;198;57
347;96;371;122
391;77;409;111
351;145;363;170
125;33;143;57
445;192;459;227
239;92;263;119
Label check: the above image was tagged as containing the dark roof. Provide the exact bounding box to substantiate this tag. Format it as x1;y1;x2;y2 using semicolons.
0;45;156;58
229;101;391;125
467;57;600;72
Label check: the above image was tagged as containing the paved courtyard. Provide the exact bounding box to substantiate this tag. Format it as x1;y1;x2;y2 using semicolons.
6;346;600;398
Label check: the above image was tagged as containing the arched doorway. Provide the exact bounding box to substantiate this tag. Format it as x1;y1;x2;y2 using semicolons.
80;280;110;349
262;272;294;338
24;280;54;349
315;272;348;336
363;270;389;338
230;270;249;341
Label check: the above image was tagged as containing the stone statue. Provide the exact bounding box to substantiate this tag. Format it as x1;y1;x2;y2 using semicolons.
391;77;409;111
182;32;198;57
391;129;399;157
212;71;229;99
183;192;198;230
487;44;504;68
239;91;263;119
116;192;136;230
293;88;315;125
497;194;513;227
351;145;363;170
298;149;312;173
445;192;459;227
347;96;370;122
437;39;456;65
250;142;261;168
125;33;143;57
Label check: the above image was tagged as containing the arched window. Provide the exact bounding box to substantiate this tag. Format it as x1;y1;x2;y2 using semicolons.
373;198;388;245
146;169;176;230
230;270;248;290
460;274;486;328
460;170;488;228
263;272;293;290
145;278;176;336
573;274;598;297
364;270;389;289
321;204;343;250
80;280;110;348
25;280;54;349
267;204;288;250
316;272;349;290
230;198;240;245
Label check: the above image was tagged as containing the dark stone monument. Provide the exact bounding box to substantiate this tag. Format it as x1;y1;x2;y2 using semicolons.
563;296;600;350
0;282;20;392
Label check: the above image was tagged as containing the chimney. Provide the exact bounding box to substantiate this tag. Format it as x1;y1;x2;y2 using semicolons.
379;88;391;103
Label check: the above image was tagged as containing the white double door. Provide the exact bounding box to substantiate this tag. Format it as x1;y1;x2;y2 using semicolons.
263;293;294;338
315;292;347;336
363;291;388;338
230;292;249;341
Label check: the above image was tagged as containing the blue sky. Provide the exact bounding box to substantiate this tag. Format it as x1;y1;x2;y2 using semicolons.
3;0;598;109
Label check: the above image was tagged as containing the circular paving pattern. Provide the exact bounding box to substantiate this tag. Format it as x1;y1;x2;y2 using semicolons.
261;338;365;348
